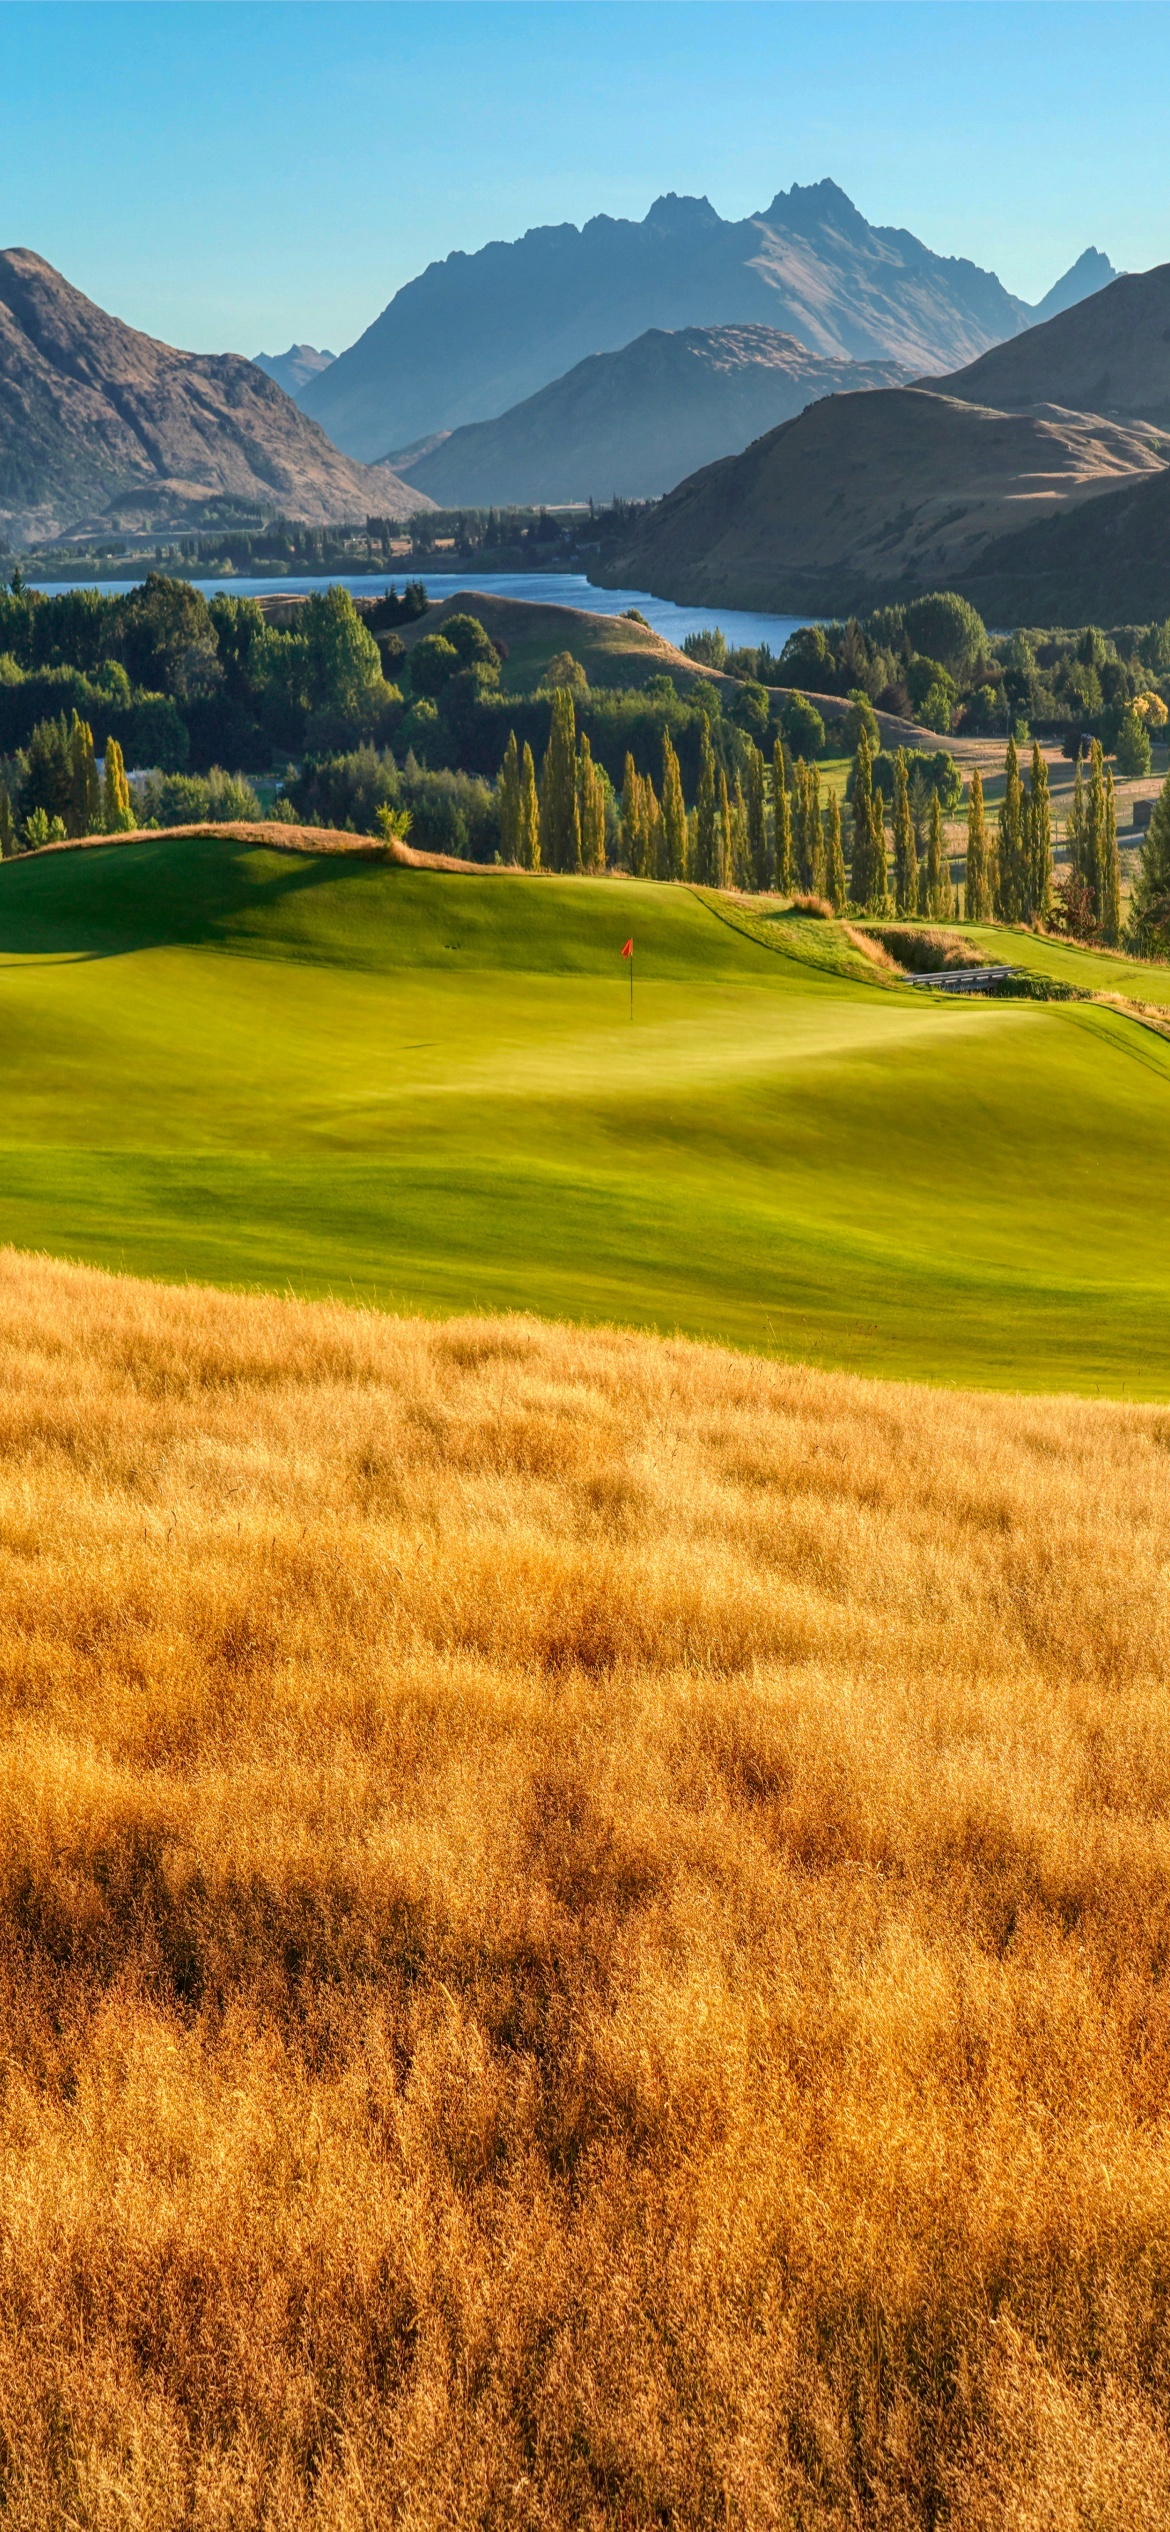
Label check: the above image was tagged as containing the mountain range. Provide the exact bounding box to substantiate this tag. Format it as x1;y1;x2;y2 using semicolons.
252;343;336;398
299;181;1115;462
0;254;424;547
391;324;910;504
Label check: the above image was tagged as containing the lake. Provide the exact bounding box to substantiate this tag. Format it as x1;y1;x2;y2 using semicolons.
27;566;809;658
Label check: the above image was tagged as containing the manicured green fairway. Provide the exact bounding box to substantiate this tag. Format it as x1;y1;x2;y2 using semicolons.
1;835;1169;1392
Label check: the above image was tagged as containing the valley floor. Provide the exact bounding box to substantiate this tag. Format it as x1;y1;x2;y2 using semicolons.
0;1249;1168;2527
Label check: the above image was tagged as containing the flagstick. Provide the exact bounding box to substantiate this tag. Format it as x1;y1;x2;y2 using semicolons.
629;947;634;1021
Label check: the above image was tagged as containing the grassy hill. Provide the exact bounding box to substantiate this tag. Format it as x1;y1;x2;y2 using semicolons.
396;588;712;695
2;832;1170;1393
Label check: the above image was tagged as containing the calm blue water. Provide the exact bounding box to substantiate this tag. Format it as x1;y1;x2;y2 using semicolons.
26;566;808;656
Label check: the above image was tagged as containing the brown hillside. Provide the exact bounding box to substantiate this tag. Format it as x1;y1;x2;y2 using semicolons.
939;261;1170;428
598;385;1165;614
958;458;1170;626
0;250;429;545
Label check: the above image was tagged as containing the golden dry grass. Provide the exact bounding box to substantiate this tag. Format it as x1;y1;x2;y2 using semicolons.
0;1250;1169;2526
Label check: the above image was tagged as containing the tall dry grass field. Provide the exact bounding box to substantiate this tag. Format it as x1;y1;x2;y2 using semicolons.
0;1252;1168;2526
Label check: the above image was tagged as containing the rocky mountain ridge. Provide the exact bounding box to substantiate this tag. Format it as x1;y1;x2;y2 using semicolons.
300;180;1108;461
0;253;425;547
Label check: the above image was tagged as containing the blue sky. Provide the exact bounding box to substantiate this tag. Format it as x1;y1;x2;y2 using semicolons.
1;2;1167;358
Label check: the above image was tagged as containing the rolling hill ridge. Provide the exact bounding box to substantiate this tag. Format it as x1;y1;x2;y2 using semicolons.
596;382;1166;613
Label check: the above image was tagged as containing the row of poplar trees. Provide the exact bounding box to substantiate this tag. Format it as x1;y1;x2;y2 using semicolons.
494;697;1114;936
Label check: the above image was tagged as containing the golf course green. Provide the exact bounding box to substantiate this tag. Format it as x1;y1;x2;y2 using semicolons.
1;831;1168;1393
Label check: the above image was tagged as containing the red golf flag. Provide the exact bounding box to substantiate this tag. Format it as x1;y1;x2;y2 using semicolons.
621;938;633;957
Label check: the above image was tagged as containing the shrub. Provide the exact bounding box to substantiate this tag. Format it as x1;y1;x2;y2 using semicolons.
779;692;825;760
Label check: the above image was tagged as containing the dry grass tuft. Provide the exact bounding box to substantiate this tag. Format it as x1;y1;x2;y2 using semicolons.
0;1250;1167;2525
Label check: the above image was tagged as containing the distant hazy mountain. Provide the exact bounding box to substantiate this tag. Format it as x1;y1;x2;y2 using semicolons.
393;324;910;505
938;262;1170;428
0;252;426;545
251;343;336;398
596;384;1164;615
303;181;1092;461
1029;247;1118;325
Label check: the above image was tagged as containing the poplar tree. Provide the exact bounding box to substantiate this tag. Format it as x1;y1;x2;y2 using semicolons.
577;733;607;871
849;732;875;907
965;767;991;920
539;687;580;871
717;766;732;890
1068;753;1088;885
1131;766;1170;949
996;737;1025;919
729;772;749;888
1099;766;1121;944
102;737;135;835
925;791;953;919
1028;740;1052;921
792;761;809;889
645;772;664;880
824;789;847;912
0;785;14;858
807;764;826;895
69;714;101;838
695;722;718;884
660;731;688;880
746;742;769;892
892;750;917;916
496;730;520;861
1085;738;1108;924
868;778;892;915
620;753;640;872
772;738;794;894
518;741;540;868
